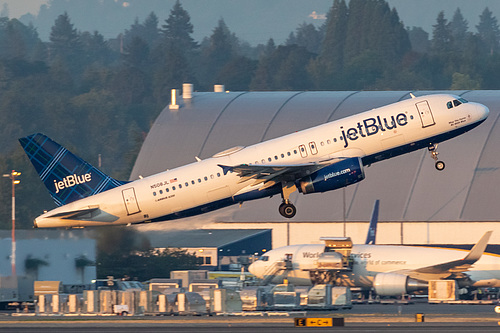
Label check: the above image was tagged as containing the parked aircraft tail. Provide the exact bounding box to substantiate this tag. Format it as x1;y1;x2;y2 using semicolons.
19;133;127;207
365;199;379;245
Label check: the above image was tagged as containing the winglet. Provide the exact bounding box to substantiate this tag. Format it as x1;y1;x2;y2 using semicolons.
218;164;233;175
462;231;492;263
365;200;379;245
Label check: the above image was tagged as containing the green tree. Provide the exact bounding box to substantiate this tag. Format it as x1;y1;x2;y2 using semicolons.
476;7;500;55
288;22;323;54
217;56;257;91
449;8;469;52
199;19;236;87
450;72;480;90
408;27;430;53
124;12;159;49
49;12;81;67
123;36;150;68
311;0;348;89
251;45;314;90
160;0;197;54
431;11;452;56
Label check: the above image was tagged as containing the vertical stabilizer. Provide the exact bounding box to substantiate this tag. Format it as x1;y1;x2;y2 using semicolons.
19;133;127;206
365;200;379;245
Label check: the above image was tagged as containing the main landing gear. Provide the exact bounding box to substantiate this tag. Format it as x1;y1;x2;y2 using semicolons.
428;143;445;171
279;181;297;218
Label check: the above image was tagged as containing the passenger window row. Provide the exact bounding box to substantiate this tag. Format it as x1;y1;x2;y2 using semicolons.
152;172;222;196
251;138;340;165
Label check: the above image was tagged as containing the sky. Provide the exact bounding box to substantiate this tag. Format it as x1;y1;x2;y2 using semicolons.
0;0;47;18
1;0;500;45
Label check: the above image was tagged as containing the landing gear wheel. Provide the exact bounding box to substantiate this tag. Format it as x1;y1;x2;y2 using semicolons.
435;160;445;171
279;203;296;218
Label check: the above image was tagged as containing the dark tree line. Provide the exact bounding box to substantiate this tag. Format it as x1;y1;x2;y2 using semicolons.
0;0;499;230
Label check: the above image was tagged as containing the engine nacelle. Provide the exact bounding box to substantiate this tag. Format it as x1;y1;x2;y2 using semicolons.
373;272;428;296
298;157;365;194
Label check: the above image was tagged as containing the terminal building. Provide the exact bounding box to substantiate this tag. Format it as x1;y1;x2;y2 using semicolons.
132;87;500;253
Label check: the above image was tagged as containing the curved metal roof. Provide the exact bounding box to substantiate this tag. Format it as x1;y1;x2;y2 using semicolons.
131;90;500;222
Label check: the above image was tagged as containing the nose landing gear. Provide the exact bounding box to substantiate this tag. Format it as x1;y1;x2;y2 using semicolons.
428;143;445;171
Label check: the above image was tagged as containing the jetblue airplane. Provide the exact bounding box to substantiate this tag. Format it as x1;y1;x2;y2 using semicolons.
20;94;488;228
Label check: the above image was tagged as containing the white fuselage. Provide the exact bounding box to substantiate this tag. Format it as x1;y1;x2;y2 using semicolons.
248;244;500;288
34;94;489;228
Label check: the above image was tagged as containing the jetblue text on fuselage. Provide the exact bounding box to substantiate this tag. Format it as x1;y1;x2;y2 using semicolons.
340;113;408;148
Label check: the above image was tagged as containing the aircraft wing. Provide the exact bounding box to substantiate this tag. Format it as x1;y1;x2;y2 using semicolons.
402;231;492;280
218;158;341;189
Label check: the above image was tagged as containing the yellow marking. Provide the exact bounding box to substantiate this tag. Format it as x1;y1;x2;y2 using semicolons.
294;318;333;327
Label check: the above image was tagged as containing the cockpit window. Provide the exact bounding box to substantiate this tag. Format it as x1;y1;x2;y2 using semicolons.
447;98;468;109
259;255;269;261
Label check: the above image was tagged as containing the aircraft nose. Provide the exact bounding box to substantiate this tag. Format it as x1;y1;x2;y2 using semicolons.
248;261;259;277
479;103;490;120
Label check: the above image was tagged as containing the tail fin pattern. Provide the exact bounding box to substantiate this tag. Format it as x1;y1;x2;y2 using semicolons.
19;133;127;206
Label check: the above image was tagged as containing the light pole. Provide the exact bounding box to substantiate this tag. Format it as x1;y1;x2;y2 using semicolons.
3;170;20;277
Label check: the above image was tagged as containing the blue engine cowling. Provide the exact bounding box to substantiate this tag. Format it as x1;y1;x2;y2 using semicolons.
298;157;365;194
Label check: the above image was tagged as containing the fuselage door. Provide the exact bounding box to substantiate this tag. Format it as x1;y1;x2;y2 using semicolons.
299;144;308;158
309;142;318;155
122;187;141;215
415;100;436;128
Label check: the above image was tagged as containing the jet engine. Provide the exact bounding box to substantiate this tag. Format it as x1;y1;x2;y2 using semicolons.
373;272;428;296
298;157;365;194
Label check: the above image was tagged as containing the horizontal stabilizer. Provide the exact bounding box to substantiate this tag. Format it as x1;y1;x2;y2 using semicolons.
47;207;100;219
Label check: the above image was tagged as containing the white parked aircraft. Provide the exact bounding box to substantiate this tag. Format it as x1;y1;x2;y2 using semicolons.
20;94;488;228
247;231;500;296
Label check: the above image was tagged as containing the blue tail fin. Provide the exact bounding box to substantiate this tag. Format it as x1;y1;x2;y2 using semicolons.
19;133;127;206
365;199;379;245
